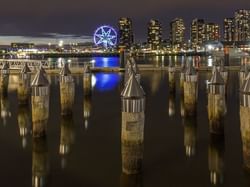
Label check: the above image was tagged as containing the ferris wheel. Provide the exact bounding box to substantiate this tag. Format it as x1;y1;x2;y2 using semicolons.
93;25;117;48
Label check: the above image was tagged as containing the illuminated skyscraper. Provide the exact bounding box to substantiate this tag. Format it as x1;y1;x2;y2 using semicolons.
190;19;205;49
234;9;250;41
118;17;134;49
170;18;185;50
205;23;220;41
223;18;235;42
147;19;162;50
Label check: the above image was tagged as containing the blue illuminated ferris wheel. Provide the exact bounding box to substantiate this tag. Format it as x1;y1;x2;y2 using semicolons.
94;25;117;48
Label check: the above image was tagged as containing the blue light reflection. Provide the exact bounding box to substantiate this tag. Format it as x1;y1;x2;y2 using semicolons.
93;73;121;91
94;57;119;67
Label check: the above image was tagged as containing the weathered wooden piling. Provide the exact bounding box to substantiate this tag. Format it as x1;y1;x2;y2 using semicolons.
218;61;228;85
168;60;175;93
119;50;126;68
208;135;225;185
124;60;132;84
59;63;75;115
240;74;250;170
18;105;31;148
124;58;140;85
0;63;10;126
207;69;226;135
239;64;249;90
59;115;75;168
180;62;186;90
31;69;50;137
83;64;92;96
32;137;49;187
1;92;11;126
131;58;141;84
18;63;31;105
0;62;9;97
183;63;197;116
121;72;145;175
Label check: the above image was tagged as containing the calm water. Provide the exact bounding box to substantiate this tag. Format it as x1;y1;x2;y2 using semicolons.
47;55;245;68
1;57;250;187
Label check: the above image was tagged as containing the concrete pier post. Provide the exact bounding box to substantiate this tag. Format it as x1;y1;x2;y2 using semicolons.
18;63;31;105
208;135;225;185
59;63;75;115
121;72;145;175
32;137;49;187
83;64;92;96
31;69;50;138
59;115;75;169
18;105;31;148
208;69;226;135
183;63;198;116
240;74;250;170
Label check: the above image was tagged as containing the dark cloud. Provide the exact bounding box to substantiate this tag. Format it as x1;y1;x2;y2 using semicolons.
0;0;249;41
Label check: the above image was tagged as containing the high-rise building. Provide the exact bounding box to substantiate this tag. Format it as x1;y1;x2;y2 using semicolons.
190;19;206;49
223;18;234;42
170;18;185;50
147;19;162;50
205;23;220;41
118;17;134;49
234;9;250;41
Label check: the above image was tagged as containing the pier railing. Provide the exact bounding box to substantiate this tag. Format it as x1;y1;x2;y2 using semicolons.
0;59;49;70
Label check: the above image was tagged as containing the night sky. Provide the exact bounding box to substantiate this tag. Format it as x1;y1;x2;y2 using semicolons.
0;0;249;42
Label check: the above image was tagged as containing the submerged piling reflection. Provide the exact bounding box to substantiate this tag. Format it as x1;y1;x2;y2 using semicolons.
32;137;49;187
59;115;75;169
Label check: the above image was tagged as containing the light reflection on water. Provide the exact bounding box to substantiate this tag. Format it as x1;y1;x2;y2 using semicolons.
92;73;121;91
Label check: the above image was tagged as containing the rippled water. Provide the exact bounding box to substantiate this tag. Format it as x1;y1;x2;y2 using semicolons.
0;56;250;187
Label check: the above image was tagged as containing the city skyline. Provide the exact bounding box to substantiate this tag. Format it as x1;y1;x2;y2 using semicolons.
0;0;249;42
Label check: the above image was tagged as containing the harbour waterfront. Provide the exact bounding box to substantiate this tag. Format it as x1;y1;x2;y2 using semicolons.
0;56;250;187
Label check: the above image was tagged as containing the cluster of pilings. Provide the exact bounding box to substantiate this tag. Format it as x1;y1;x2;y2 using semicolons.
120;57;145;187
